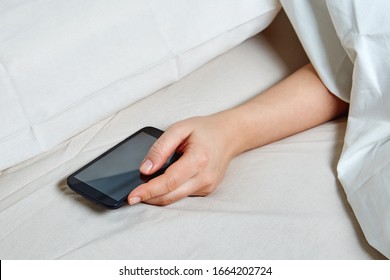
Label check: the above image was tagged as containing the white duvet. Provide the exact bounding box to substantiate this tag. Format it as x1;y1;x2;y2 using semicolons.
281;0;390;258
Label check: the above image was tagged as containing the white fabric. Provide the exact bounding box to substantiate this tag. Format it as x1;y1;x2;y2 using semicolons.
0;12;385;259
281;0;390;258
0;0;280;171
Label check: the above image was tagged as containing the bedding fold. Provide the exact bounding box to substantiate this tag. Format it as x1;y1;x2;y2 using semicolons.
282;0;390;258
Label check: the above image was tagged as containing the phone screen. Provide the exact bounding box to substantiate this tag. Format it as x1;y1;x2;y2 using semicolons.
73;131;157;201
67;127;180;208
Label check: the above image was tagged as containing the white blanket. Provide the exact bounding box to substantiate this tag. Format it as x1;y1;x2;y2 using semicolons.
281;0;390;258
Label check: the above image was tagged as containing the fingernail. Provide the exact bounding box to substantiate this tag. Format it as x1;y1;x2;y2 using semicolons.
129;197;141;205
140;159;153;173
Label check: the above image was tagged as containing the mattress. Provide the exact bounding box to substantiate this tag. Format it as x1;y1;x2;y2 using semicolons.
0;11;386;259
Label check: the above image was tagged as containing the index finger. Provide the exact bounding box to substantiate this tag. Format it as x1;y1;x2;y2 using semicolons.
140;123;191;175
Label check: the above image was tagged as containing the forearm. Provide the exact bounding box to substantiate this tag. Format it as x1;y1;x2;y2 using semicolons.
213;63;349;157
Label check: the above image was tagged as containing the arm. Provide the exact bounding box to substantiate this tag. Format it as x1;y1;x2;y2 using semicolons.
128;63;348;206
219;63;348;156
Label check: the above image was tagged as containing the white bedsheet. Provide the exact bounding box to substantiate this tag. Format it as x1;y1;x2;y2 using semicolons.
0;11;385;259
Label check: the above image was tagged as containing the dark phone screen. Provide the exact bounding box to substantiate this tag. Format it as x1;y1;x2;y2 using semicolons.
74;132;157;201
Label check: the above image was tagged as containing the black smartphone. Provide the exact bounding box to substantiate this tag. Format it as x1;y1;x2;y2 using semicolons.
67;126;180;209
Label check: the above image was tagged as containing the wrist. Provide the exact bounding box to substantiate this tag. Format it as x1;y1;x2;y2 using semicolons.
209;109;250;159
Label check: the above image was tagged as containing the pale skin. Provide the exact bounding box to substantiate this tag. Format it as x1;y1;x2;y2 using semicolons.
128;63;349;206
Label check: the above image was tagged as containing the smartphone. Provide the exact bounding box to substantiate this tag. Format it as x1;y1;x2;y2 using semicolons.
67;126;180;209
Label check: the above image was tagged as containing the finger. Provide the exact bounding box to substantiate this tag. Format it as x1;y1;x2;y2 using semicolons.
143;177;200;206
191;184;214;197
143;172;217;205
140;124;191;175
129;150;201;203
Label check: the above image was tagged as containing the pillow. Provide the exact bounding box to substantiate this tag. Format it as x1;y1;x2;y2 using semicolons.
0;0;281;170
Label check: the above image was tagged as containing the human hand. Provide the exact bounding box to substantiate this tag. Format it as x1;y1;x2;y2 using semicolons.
127;115;237;206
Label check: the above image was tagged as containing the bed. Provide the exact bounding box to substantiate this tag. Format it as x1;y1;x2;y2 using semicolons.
0;1;387;259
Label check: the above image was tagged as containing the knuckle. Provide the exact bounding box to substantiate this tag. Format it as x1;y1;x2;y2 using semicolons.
158;196;174;206
198;172;218;196
194;187;213;197
168;121;188;138
143;187;155;201
149;139;168;157
201;171;217;187
203;184;215;195
199;184;215;196
163;173;178;193
170;121;185;130
194;151;209;168
200;172;215;186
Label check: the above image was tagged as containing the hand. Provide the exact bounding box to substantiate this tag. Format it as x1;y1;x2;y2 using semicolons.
127;115;236;206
